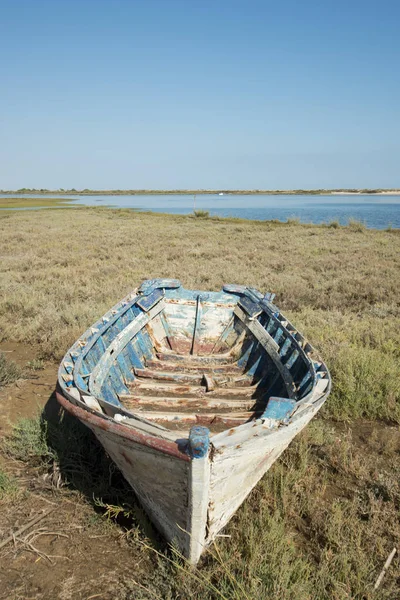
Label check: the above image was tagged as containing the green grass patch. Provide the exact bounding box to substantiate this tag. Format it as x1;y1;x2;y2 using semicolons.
4;416;52;462
193;209;210;218
0;469;19;503
348;218;366;232
26;358;45;371
0;351;24;387
0;197;76;209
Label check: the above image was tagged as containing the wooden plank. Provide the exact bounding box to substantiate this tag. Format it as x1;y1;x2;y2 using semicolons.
261;397;297;423
113;413;186;441
145;358;242;374
211;315;234;354
133;368;253;387
207;401;325;540
119;394;257;410
156;351;235;365
131;410;255;426
234;305;296;399
128;380;261;398
159;311;176;351
93;427;189;551
186;427;211;564
191;295;203;355
89;301;164;397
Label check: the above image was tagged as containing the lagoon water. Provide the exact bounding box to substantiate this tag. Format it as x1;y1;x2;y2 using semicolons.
1;193;400;229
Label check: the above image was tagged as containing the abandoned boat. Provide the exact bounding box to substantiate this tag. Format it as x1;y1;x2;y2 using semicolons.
57;278;331;564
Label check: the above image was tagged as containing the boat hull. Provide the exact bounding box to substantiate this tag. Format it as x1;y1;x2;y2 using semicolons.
57;280;331;564
57;388;327;564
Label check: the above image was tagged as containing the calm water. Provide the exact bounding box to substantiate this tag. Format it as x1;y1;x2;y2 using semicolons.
1;193;400;229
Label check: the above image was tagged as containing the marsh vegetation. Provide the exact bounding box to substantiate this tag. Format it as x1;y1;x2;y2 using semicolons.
0;207;399;598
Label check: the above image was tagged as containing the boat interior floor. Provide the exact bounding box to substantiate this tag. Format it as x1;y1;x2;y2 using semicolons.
118;351;269;433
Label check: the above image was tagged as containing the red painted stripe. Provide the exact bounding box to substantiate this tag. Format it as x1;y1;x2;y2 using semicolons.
56;390;190;462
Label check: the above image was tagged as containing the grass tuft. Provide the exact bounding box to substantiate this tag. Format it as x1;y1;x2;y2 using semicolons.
26;358;45;371
286;215;301;225
4;415;52;462
193;209;210;218
328;219;341;228
0;469;20;503
0;351;24;387
348;218;366;232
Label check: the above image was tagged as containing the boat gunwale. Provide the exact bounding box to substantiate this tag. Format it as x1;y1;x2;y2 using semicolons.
57;281;331;448
55;387;190;462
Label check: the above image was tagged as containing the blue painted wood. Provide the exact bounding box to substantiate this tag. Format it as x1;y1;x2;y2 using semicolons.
188;426;210;458
298;371;312;389
164;286;234;304
284;349;299;369
273;327;284;344
138;278;181;295
245;287;264;302
279;338;292;357
263;292;276;302
262;397;297;422
245;352;263;377
237;339;255;368
83;352;96;372
89;338;104;364
223;283;247;295
266;318;275;334
116;353;131;383
135;330;153;361
119;347;135;382
136;288;164;311
239;296;262;318
75;373;88;392
107;364;128;396
100;381;120;405
127;340;145;369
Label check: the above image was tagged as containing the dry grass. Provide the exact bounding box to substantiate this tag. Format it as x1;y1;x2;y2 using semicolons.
4;415;399;599
1;207;400;598
0;207;399;421
0;351;24;388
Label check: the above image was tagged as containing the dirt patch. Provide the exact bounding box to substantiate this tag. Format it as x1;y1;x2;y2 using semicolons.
1;342;399;599
0;343;156;600
0;342;57;436
0;491;152;600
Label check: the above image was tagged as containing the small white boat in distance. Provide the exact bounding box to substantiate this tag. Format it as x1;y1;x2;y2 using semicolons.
218;192;224;195
57;279;331;564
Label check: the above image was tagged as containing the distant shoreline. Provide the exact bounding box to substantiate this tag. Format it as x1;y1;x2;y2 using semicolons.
1;188;400;196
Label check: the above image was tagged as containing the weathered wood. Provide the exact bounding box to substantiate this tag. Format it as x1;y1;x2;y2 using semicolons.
186;426;211;563
0;509;54;550
119;394;257;410
133;367;253;387
207;400;324;539
234;305;296;398
57;280;331;565
113;413;186;441
145;358;241;374
374;548;397;590
130;410;255;426
156;351;236;365
93;426;189;550
128;380;261;398
191;295;203;355
89;301;164;396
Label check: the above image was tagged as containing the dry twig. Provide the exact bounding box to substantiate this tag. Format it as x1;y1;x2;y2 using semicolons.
0;508;54;550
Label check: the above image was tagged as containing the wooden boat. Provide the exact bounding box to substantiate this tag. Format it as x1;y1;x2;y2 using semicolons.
57;278;331;564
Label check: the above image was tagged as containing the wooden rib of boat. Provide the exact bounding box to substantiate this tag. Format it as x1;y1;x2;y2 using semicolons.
57;278;331;564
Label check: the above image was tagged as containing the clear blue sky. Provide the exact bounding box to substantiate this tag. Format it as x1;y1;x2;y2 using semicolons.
0;0;399;189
